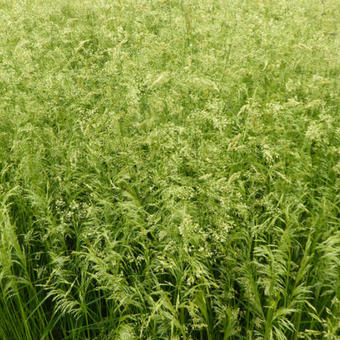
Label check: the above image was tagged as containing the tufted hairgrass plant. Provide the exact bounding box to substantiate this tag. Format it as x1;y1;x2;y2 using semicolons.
0;0;339;339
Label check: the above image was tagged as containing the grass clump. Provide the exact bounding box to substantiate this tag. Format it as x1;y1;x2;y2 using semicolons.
0;0;339;339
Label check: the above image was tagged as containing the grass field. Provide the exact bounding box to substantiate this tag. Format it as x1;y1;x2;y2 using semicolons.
0;0;339;339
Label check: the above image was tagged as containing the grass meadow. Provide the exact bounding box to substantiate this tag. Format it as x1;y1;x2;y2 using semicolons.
0;0;339;339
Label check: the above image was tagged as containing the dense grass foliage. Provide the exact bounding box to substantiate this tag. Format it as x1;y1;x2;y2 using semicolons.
0;0;339;339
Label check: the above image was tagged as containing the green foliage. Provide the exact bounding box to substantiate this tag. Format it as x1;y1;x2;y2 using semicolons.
0;0;339;338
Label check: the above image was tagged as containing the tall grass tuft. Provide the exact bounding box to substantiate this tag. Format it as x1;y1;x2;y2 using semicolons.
0;0;339;338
